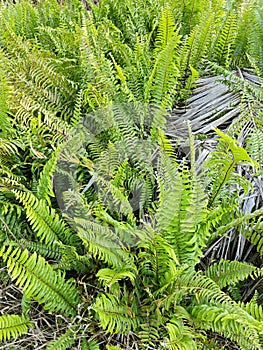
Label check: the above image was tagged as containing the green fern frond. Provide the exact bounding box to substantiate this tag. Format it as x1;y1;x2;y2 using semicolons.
71;89;83;127
82;339;100;350
13;190;73;246
93;293;140;334
56;244;91;273
0;314;33;341
186;10;215;68
148;38;180;109
18;239;62;260
36;146;61;204
205;260;263;288
0;60;12;136
213;11;238;67
156;156;207;264
46;327;76;350
76;218;134;269
238;297;263;322
247;1;263;72
138;233;180;287
190;304;262;350
139;320;160;348
243;223;263;254
97;267;135;288
246;129;263;166
164;318;197;350
0;201;24;240
154;6;177;52
177;270;235;306
0;246;80;316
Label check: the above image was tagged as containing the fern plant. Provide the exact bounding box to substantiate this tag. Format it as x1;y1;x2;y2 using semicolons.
0;0;263;349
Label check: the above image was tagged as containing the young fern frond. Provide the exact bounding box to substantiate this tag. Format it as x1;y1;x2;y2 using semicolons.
0;314;33;342
0;246;80;316
154;6;177;52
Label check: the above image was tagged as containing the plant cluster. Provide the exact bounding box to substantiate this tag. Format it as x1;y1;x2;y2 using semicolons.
0;0;263;349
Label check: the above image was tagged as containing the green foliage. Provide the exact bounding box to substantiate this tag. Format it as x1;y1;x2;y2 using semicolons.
0;0;263;349
0;246;80;316
206;260;263;288
0;314;33;341
46;327;76;350
13;189;75;246
213;11;238;67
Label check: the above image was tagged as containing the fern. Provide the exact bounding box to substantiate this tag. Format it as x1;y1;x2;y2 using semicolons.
155;155;207;265
190;304;262;350
46;327;76;350
76;217;134;269
145;7;181;109
36;146;61;204
164;319;198;350
213;11;238;67
93;293;141;334
13;190;74;246
238;296;263;322
0;246;80;316
1;0;263;349
0;314;33;342
205;260;263;288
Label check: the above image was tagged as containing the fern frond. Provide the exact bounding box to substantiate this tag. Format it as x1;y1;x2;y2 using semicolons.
205;260;263;288
156;155;207;264
164;318;197;350
0;60;12;136
154;6;177;52
238;297;263;322
0;314;33;341
0;246;80;316
76;218;134;269
13;190;73;246
213;11;238;67
190;304;262;350
36;146;61;204
93;293;140;334
18;239;62;260
97;267;135;288
246;129;263;165
56;244;91;273
46;327;76;350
